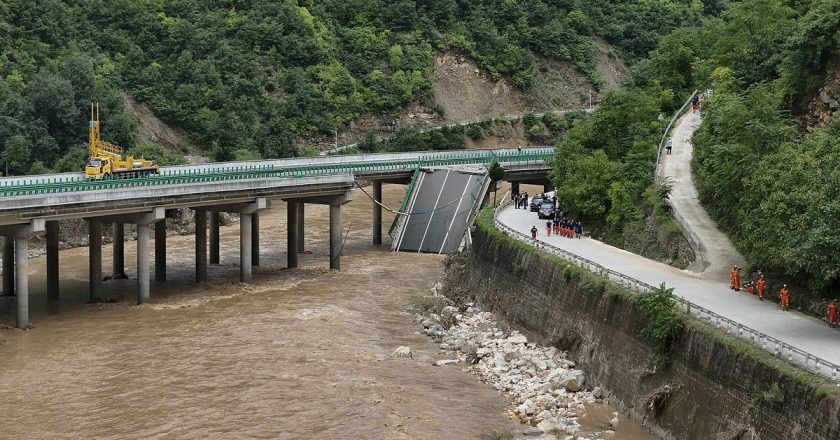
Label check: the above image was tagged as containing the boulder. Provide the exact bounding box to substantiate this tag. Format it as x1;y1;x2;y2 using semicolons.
433;359;458;366
508;334;528;344
558;370;586;392
592;386;604;399
391;346;412;358
609;416;620;428
523;427;544;437
517;399;537;416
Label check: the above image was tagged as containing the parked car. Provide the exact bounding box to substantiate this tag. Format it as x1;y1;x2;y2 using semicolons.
538;202;556;219
530;196;544;212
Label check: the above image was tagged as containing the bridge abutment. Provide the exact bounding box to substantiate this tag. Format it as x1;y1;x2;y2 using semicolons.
46;221;59;301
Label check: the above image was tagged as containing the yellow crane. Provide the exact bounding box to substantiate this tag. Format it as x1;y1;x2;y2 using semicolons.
85;103;159;180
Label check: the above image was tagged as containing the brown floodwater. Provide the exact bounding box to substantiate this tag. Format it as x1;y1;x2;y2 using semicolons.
0;185;655;439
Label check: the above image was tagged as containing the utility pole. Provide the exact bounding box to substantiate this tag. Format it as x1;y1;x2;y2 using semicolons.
589;90;593;111
334;128;338;150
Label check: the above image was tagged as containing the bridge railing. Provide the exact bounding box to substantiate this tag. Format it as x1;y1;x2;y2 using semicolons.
0;149;554;197
492;202;840;383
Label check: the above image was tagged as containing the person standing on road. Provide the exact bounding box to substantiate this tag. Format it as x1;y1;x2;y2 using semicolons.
691;95;700;113
734;266;741;291
730;266;737;290
546;220;553;236
666;138;673;155
828;299;839;328
756;275;766;301
530;225;538;241
575;221;583;238
780;284;791;311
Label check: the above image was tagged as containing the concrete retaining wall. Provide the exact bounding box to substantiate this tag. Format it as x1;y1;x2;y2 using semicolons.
448;227;840;440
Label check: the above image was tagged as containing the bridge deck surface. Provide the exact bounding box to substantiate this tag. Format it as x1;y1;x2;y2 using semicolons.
498;206;840;370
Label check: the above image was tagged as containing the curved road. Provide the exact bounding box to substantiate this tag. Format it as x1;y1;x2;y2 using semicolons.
659;112;746;279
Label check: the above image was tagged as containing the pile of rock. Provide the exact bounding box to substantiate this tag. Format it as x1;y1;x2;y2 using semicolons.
414;291;608;439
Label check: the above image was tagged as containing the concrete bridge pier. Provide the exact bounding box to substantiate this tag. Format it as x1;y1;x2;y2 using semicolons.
195;210;208;283
0;220;45;328
330;205;342;270
240;213;252;281
88;221;102;302
155;220;167;282
46;221;59;301
286;190;352;271
372;181;382;246
112;223;126;279
297;203;305;253
251;212;260;267
3;235;14;296
287;201;299;269
209;212;220;265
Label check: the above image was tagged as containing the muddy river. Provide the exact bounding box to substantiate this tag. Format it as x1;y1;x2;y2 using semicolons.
0;185;654;439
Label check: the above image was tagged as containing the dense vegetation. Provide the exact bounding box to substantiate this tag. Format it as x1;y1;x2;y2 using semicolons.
1;0;702;174
550;0;840;303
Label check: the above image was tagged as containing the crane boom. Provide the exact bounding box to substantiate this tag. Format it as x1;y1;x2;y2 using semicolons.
84;103;159;180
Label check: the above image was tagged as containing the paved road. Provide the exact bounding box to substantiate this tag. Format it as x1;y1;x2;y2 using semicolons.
659;112;746;279
499;206;840;369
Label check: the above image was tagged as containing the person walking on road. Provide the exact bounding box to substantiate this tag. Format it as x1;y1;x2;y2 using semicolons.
546;220;553;237
575;221;583;238
756;275;766;301
828;299;839;328
780;284;791;311
666;138;673;155
530;225;538;241
730;266;737;290
734;266;741;291
691;95;700;113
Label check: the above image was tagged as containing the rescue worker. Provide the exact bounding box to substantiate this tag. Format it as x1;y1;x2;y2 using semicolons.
730;266;737;290
530;225;538;241
756;275;766;301
828;299;839;328
779;284;791;311
733;266;742;291
746;281;754;296
546;220;553;236
575;221;583;239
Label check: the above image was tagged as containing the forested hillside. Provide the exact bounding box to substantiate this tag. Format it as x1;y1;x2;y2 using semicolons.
548;0;840;304
1;0;703;174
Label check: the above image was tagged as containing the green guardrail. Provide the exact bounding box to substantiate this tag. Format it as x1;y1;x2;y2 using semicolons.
0;150;553;198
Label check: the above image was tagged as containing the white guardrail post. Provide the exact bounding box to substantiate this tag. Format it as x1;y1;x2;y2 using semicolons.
489;204;840;383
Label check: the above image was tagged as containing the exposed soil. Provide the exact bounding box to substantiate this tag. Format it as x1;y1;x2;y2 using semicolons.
122;95;200;155
801;65;840;132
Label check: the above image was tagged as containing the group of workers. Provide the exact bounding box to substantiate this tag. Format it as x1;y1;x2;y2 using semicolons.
730;265;840;327
546;218;582;239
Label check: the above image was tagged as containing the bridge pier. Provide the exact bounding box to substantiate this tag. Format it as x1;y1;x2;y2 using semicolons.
209;212;220;265
330;204;342;270
195;210;208;283
137;224;150;304
0;220;45;328
287;201;298;269
3;235;14;296
46;221;59;301
240;213;252;282
113;223;126;279
251;212;260;267
297;203;305;252
372;181;382;245
89;221;102;302
155;220;166;282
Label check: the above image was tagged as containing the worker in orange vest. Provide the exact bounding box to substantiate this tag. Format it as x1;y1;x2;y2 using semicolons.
733;266;741;292
756;275;766;301
745;281;754;296
828;299;839;328
779;284;791;311
730;266;737;290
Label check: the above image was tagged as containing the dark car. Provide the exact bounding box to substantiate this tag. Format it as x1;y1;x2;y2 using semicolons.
529;196;544;212
537;202;556;219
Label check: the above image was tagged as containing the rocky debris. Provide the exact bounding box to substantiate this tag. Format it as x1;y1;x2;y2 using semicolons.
391;346;412;358
804;66;840;131
433;359;458;366
414;290;612;439
609;416;620;428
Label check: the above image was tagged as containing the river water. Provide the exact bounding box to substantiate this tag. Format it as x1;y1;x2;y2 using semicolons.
0;185;654;439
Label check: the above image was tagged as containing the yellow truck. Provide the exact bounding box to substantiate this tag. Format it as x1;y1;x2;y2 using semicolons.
85;103;159;180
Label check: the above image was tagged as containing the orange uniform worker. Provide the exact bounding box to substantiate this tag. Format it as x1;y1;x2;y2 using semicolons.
546;221;553;237
828;299;839;328
756;276;766;301
779;284;791;311
734;266;741;291
730;266;738;290
746;282;754;296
